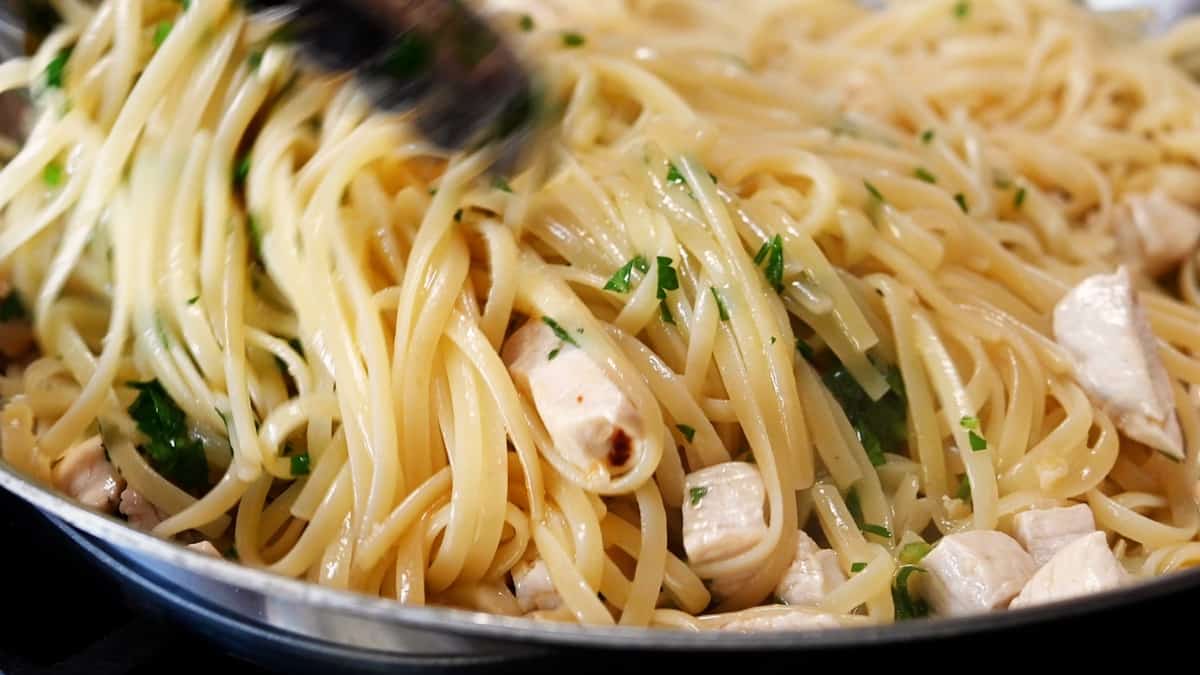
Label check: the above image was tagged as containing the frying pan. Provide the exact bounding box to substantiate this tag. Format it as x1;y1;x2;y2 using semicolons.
4;1;1200;671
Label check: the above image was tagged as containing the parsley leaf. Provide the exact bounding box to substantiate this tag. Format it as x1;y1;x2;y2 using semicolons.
846;486;863;525
0;291;27;322
656;256;679;299
968;430;988;452
541;316;580;348
519;14;535;31
761;235;784;292
562;32;586;47
126;380;209;492
676;424;696;442
893;565;929;620
899;542;932;564
861;523;892;539
954;193;969;213
711;287;730;321
233;154;250;187
1015;187;1027;208
863;180;885;203
43;162;64;187
492;175;513;193
850;562;868;573
823;361;907;467
953;1;970;19
44;47;72;89
603;255;649;293
956;474;972;501
688;485;708;506
153;21;173;47
914;167;937;184
659;301;676;325
290;452;311;476
959;415;980;431
920;129;935;144
753;241;770;265
666;162;686;185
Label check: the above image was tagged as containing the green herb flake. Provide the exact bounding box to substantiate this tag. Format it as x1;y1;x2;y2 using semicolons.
290;452;311;476
711;287;730;321
959;416;980;431
492;175;513;193
863;180;885;203
957;474;972;501
126;380;209;492
846;486;863;526
899;542;932;564
914;167;937;184
0;291;27;322
688;485;708;506
656;256;679;300
603;255;649;293
824;362;907;468
562;32;586;47
153;21;173;47
753;241;770;265
920;129;935;144
43;162;64;187
676;424;696;442
893;565;929;620
861;523;893;539
953;1;971;19
44;48;72;89
761;234;785;292
233;154;250;186
246;214;263;260
850;562;868;573
519;14;535;31
954;193;969;213
666;162;686;186
547;346;561;361
1015;187;1027;209
659;301;676;325
186;296;199;305
770;336;777;345
541;316;581;348
968;430;988;452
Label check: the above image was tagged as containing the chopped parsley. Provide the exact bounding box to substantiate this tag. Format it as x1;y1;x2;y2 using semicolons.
44;47;72;89
711;287;730;321
688;485;708;506
893;565;929;620
233;154;250;186
823;361;907;467
753;241;770;265
657;257;681;324
548;346;562;360
863;180;885;203
186;295;199;305
959;416;980;431
541;316;580;353
659;301;676;325
920;129;935;144
0;291;27;321
290;452;311;476
953;1;971;19
770;336;777;345
519;14;535;31
850;562;867;573
758;235;785;292
126;380;209;492
846;486;863;525
248;50;263;69
960;415;987;451
899;542;932;564
914;168;937;184
43;161;64;187
153;21;173;47
562;32;586;47
861;523;892;539
676;424;696;442
492;175;513;193
666;162;686;185
954;193;969;213
957;474;972;501
603;255;649;293
1014;187;1027;208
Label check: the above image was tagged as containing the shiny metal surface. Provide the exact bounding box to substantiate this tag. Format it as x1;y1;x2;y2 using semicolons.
4;0;1200;666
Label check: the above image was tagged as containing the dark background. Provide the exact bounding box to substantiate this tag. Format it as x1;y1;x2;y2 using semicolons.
2;482;1196;675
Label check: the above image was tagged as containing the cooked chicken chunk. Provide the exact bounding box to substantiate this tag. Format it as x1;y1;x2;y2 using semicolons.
775;531;846;606
1011;504;1097;566
717;608;850;632
119;488;165;531
1010;532;1127;608
682;462;768;567
1118;191;1200;277
502;319;643;477
51;435;123;512
920;530;1037;616
512;558;560;613
186;541;221;557
1052;267;1184;460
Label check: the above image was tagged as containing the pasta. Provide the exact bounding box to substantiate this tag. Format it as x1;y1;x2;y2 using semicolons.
4;0;1200;629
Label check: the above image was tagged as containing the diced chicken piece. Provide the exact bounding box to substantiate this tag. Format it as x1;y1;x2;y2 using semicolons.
502;320;643;477
1010;532;1127;608
920;530;1037;616
1052;267;1184;460
51;435;124;512
775;531;846;606
119;488;165;531
511;558;560;613
1011;504;1097;566
1117;191;1200;277
186;541;221;557
717;608;851;632
682;462;768;567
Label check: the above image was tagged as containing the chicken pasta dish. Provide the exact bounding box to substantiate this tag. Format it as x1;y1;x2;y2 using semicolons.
3;0;1200;631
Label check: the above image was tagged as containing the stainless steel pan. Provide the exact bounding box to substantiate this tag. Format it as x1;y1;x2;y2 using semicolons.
4;0;1200;670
